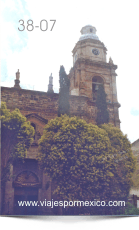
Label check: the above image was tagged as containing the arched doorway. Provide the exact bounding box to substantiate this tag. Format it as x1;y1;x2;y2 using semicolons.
92;76;104;101
13;171;41;215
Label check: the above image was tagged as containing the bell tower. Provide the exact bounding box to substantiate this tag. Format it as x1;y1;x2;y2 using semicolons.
73;25;107;65
69;25;120;127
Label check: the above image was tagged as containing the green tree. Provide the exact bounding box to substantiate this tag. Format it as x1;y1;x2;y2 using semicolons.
96;84;109;125
118;202;139;215
124;202;139;215
38;115;135;214
58;66;70;117
0;102;35;213
100;124;136;199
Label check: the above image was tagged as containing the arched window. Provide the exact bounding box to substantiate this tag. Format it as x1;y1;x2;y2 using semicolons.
92;76;104;101
31;123;36;140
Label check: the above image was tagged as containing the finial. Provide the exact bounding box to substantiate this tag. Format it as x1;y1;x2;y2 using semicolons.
109;57;113;64
14;69;21;88
16;69;20;80
47;73;54;93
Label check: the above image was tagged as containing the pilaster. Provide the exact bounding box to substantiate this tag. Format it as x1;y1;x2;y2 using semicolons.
4;164;14;215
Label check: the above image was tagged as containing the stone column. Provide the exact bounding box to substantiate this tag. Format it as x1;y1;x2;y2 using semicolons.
110;66;121;128
111;68;118;103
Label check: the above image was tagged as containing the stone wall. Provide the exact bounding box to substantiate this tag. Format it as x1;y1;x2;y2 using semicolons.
1;87;59;121
1;86;118;127
1;84;120;214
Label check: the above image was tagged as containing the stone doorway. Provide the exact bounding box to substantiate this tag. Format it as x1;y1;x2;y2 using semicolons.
13;170;41;215
14;187;38;215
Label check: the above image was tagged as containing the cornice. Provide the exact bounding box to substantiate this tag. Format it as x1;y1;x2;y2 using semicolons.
26;113;48;124
113;102;121;108
72;58;117;71
72;39;107;54
1;86;59;98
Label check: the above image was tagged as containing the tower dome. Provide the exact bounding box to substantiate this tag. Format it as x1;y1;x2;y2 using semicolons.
79;25;99;41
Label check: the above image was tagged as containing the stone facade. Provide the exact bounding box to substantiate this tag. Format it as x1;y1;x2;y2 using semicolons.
70;25;120;127
1;25;121;215
69;58;120;127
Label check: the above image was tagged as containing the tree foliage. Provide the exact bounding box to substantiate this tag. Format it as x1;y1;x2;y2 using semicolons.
120;202;139;215
58;66;70;116
100;124;136;200
96;84;109;125
38;115;136;214
0;102;35;186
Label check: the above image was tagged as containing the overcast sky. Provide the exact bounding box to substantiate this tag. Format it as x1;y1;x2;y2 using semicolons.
1;0;139;143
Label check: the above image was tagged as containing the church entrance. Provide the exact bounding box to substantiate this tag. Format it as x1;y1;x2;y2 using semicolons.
13;170;41;215
14;187;38;215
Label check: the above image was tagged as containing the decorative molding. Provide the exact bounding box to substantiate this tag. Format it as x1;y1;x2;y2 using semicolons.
26;113;48;124
76;58;117;70
13;170;41;188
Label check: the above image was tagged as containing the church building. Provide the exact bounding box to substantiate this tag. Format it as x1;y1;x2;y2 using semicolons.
1;25;120;215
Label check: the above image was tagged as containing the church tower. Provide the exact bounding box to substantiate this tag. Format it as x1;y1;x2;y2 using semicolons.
69;25;120;127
